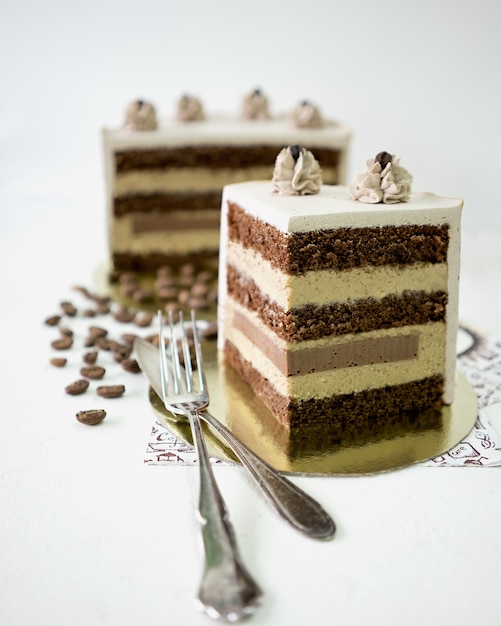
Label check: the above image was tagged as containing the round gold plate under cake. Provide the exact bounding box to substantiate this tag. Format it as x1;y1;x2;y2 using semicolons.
148;338;478;476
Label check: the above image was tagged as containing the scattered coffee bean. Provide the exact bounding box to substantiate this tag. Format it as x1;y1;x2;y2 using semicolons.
156;265;173;278
50;357;67;367
157;286;178;300
96;337;120;351
97;384;125;398
65;379;89;395
52;336;73;350
190;283;209;298
120;333;138;346
88;326;108;338
112;344;132;363
113;307;135;323
119;272;138;284
187;296;208;310
73;285;92;299
180;262;195;276
83;350;98;364
96;302;111;314
84;326;108;346
80;365;106;380
59;327;74;337
119;282;137;297
178;290;190;306
134;312;153;328
60;301;77;317
83;309;97;317
132;288;154;303
45;314;61;326
121;358;141;373
76;409;106;425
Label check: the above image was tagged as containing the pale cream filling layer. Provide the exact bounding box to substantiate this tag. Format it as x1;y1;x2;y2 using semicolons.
226;241;448;308
112;211;220;253
113;166;339;195
225;299;445;400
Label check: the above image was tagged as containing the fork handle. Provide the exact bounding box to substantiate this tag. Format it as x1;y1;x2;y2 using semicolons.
200;410;335;541
188;410;263;621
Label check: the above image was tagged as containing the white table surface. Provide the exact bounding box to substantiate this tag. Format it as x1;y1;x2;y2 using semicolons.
1;204;501;626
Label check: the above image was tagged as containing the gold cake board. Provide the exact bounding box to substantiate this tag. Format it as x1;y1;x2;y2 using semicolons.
149;339;477;476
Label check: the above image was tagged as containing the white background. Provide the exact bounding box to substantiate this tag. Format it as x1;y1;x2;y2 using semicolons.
1;3;501;626
1;0;501;233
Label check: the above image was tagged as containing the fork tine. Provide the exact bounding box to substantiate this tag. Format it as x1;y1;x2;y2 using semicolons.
167;309;183;395
190;309;207;394
157;310;170;402
178;310;194;393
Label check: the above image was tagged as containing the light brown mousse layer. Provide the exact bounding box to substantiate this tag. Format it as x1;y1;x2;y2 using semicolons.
224;339;444;429
232;308;419;375
130;212;220;234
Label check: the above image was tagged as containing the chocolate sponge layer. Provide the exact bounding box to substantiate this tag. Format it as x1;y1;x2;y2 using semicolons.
227;264;447;341
227;202;449;274
115;145;341;173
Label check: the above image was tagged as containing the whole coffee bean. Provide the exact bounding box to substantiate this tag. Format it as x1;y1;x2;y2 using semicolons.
113;307;135;323
120;333;138;346
80;366;106;380
83;350;98;364
45;314;61;326
132;288;154;303
76;409;107;425
112;345;132;363
96;302;111;314
60;301;77;316
134;312;153;328
121;358;141;373
51;336;73;350
97;385;125;398
50;357;67;367
84;326;108;347
65;379;89;395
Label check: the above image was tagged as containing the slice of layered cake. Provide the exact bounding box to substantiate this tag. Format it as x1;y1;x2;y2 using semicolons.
218;148;462;434
103;92;351;274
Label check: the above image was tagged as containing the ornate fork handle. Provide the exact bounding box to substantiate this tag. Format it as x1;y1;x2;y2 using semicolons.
186;406;263;622
200;410;335;541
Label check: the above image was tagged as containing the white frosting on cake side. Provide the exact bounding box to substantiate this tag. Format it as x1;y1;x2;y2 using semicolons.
103;115;350;150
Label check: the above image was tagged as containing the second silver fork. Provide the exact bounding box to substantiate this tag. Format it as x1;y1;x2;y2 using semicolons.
158;310;262;622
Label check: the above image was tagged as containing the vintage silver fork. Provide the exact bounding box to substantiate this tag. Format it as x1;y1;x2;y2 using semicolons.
158;309;262;622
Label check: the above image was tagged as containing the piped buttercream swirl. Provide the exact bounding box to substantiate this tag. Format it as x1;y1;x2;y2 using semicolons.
290;100;324;128
272;145;322;196
176;94;205;122
350;152;413;204
124;99;158;131
241;88;270;120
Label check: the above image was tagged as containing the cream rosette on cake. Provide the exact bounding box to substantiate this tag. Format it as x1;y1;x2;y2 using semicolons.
290;100;324;128
241;88;271;120
272;145;322;196
350;151;413;204
176;94;205;122
123;99;158;131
